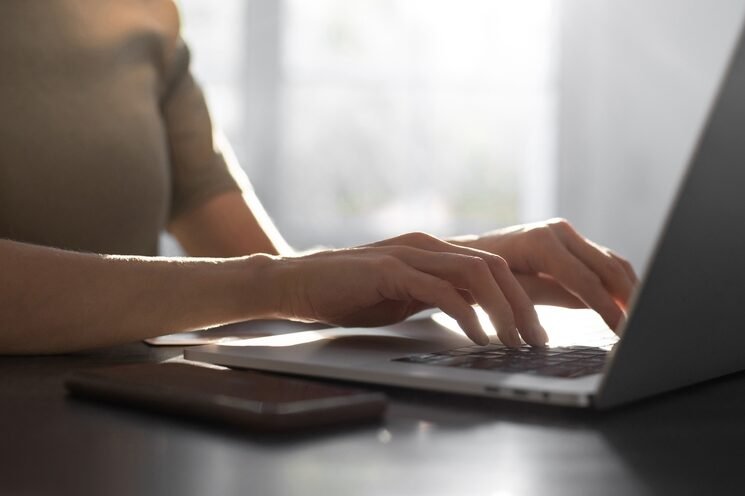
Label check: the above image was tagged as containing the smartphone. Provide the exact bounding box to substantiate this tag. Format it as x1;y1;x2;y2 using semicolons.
65;363;387;431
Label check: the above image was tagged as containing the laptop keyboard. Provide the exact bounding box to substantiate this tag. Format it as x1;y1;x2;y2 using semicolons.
393;343;609;378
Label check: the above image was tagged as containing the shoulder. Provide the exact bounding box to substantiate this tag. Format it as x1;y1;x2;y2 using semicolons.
138;0;190;95
140;0;183;50
149;0;181;38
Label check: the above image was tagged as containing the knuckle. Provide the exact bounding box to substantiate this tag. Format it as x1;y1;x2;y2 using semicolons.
489;255;510;271
549;217;571;230
532;225;558;245
464;256;490;275
549;218;577;237
403;231;436;245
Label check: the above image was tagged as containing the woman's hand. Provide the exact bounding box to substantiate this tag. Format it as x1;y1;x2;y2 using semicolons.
266;232;548;347
449;218;638;332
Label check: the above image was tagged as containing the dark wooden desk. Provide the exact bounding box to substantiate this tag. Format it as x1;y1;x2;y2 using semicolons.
3;326;745;496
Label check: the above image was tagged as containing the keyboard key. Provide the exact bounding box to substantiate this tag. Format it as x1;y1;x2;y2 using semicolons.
393;341;609;378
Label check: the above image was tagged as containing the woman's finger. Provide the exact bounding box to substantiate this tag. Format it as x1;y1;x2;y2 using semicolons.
382;263;489;345
514;274;586;308
536;242;625;331
609;250;639;286
549;221;635;307
484;256;548;347
389;247;546;347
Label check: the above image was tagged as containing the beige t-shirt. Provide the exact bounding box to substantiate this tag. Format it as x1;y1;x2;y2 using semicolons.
0;1;240;255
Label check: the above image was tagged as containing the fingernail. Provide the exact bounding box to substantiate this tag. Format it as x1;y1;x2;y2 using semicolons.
534;325;549;346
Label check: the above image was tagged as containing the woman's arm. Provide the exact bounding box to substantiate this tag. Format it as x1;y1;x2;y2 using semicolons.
0;239;277;354
0;233;549;355
169;189;291;257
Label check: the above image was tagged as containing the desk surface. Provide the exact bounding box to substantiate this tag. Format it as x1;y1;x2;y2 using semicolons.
3;323;745;496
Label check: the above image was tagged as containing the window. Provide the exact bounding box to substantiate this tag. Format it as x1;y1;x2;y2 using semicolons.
180;0;556;249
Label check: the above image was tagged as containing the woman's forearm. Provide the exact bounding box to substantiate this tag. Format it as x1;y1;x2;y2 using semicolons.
0;239;278;354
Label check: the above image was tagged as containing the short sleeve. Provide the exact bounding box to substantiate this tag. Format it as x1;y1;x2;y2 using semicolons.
160;40;241;221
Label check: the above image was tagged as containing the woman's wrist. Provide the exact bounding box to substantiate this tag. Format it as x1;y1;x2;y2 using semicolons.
239;253;317;323
227;253;286;321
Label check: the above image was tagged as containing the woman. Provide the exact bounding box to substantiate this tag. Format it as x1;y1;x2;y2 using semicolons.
0;1;636;354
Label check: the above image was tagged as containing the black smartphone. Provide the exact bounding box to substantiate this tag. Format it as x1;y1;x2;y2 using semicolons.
65;362;387;431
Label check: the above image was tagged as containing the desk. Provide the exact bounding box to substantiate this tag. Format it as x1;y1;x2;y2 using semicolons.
2;326;745;496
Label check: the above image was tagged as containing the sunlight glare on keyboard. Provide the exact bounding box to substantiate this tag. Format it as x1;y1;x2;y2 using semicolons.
431;305;618;347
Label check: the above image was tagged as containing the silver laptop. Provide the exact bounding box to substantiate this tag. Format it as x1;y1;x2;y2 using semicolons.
187;23;745;409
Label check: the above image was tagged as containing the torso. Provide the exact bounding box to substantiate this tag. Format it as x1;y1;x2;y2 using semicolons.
0;1;179;255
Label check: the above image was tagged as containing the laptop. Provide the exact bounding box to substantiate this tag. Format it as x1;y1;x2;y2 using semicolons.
186;23;745;409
